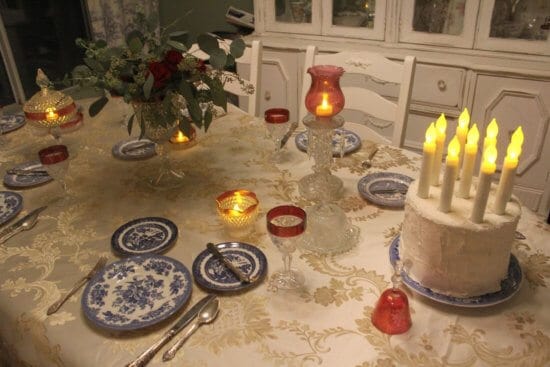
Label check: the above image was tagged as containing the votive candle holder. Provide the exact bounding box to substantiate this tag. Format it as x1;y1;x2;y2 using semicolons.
216;189;259;237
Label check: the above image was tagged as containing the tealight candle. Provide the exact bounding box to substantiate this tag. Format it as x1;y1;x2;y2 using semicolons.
483;118;499;153
456;108;470;173
216;189;259;237
169;126;196;150
471;145;497;223
315;92;333;117
417;122;436;198
45;107;59;122
430;113;447;186
494;127;524;214
457;124;479;198
439;136;460;212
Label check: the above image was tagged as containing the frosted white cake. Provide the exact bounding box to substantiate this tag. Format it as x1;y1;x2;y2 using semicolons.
400;180;521;298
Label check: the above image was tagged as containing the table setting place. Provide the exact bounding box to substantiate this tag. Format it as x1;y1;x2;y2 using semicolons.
0;42;549;367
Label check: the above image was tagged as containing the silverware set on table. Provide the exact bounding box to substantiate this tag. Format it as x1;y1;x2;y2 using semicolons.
0;205;47;244
43;241;256;365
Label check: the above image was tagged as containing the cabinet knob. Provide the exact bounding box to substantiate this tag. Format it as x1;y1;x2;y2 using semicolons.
437;80;447;91
264;91;271;101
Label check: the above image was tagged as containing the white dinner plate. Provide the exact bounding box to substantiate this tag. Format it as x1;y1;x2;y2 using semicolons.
389;235;522;308
81;254;192;331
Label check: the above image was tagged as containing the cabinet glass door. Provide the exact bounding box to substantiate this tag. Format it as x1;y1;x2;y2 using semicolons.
265;0;321;34
399;0;480;48
322;0;386;40
476;0;550;54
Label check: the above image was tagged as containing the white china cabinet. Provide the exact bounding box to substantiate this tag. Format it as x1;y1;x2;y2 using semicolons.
243;0;550;214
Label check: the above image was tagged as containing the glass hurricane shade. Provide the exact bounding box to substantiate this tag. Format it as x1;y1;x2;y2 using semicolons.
305;65;345;118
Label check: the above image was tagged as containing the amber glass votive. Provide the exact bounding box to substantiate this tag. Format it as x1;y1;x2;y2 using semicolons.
169;126;196;150
216;189;259;237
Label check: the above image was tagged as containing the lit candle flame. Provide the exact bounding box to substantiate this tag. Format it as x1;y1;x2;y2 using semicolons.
174;130;189;143
425;122;436;144
447;136;461;158
484;145;498;165
511;126;524;147
466;124;480;145
458;108;470;130
486;118;499;139
46;107;58;122
435;113;447;135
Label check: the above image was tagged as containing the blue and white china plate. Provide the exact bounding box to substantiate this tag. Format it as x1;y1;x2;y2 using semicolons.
3;161;53;188
0;114;26;134
389;235;522;308
358;172;412;208
112;138;156;160
0;191;23;226
295;128;361;156
81;254;192;331
192;242;267;292
111;217;178;256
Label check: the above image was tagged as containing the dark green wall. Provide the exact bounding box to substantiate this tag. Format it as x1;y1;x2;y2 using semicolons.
159;0;253;41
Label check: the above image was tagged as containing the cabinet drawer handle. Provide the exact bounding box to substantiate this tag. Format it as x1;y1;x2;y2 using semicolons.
264;91;271;101
437;80;447;91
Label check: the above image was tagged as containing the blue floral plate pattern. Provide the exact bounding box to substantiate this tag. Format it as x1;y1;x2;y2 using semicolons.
0;114;26;134
295;128;361;156
112;138;156;160
0;191;23;226
192;242;267;292
389;235;522;308
81;255;192;331
357;172;412;208
111;217;178;256
3;161;53;188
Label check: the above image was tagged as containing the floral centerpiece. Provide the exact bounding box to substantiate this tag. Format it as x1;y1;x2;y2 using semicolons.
68;12;250;138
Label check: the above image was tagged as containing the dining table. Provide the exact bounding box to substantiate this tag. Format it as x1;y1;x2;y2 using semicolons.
0;100;549;367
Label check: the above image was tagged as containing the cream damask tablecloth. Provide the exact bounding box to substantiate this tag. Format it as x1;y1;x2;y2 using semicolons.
0;102;549;367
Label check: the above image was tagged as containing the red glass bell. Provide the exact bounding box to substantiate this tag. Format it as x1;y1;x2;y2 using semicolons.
371;262;412;335
304;65;345;118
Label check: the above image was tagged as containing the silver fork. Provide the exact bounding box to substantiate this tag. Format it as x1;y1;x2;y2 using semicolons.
47;256;108;315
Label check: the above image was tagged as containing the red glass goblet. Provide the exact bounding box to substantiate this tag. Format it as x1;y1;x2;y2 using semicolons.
39;144;70;190
266;205;307;290
264;108;290;162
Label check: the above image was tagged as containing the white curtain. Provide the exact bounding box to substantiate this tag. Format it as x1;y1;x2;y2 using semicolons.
85;0;160;45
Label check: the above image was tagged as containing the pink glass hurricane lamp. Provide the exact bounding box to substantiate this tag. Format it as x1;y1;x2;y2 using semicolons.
305;65;345;118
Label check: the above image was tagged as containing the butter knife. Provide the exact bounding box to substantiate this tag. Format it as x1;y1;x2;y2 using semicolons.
125;294;216;367
47;256;108;315
0;206;47;243
280;121;299;149
207;242;256;283
121;141;155;153
6;169;49;176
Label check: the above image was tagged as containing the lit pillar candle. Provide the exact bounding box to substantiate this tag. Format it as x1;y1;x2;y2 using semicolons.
471;145;498;223
439;136;460;212
457;124;479;198
315;93;333;117
483;118;499;152
430;113;447;186
417;122;437;198
455;108;470;174
494;127;524;214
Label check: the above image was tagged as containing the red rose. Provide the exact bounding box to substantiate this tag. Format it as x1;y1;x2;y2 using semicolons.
148;61;172;88
164;50;183;71
197;59;207;73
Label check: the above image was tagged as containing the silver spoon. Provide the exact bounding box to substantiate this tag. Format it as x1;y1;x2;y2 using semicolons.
362;147;379;169
162;298;220;361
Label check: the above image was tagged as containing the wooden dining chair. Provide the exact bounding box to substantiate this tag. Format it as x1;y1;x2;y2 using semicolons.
189;39;263;117
299;45;416;147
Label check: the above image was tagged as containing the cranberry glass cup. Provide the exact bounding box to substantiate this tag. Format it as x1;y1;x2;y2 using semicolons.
266;205;307;290
39;144;70;190
264;108;290;162
304;65;345;118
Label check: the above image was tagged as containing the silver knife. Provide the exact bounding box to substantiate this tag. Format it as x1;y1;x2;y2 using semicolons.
207;242;256;283
280;121;299;149
0;206;48;242
125;294;216;367
121;141;155;154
